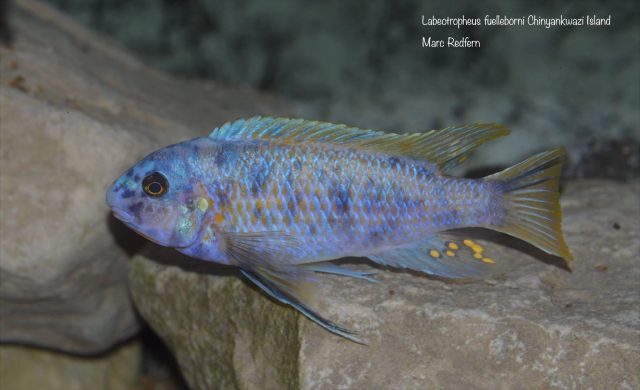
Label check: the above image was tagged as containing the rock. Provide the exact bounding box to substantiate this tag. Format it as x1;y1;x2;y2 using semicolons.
129;180;640;389
130;255;301;390
0;0;292;353
0;341;141;390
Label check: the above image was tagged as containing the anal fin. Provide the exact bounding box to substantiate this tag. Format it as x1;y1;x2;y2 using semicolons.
368;234;502;280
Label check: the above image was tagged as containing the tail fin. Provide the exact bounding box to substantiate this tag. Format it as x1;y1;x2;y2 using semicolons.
487;148;573;261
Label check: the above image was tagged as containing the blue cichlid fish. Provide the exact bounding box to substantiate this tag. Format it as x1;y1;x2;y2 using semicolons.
106;117;572;342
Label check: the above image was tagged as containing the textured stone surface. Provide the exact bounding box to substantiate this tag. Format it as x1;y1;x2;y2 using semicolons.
130;180;639;389
0;0;291;353
130;256;301;390
0;341;141;390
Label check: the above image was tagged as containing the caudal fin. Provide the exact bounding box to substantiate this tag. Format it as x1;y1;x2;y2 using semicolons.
487;148;572;261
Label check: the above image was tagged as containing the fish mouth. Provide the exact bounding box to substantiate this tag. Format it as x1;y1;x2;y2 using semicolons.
110;207;202;249
111;208;134;224
111;208;166;246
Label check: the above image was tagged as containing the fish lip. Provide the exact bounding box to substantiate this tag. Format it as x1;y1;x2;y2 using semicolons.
111;208;134;224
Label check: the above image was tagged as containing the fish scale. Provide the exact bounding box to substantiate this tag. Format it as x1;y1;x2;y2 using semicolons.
201;141;494;261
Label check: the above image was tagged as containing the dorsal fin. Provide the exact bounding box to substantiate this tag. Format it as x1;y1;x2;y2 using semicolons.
210;117;509;171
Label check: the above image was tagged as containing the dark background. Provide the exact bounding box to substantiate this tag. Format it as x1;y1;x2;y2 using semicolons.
33;0;639;179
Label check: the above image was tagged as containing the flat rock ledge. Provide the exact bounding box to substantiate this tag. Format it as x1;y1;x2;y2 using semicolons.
129;180;639;390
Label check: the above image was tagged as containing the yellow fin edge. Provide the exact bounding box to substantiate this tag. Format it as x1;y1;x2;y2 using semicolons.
211;117;510;171
487;147;573;261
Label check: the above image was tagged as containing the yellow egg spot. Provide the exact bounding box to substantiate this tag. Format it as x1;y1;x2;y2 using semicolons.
283;214;290;225
255;199;263;212
197;197;208;213
251;214;257;226
482;257;495;264
276;198;284;212
261;214;268;226
294;214;301;224
472;244;484;253
473;253;483;259
430;249;441;258
448;242;459;250
464;238;484;254
266;199;272;211
445;250;455;257
213;213;225;224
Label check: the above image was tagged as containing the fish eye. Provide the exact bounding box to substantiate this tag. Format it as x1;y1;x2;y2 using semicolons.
142;172;169;197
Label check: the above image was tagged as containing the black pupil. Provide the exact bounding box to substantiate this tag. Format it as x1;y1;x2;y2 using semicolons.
148;182;162;194
142;172;168;197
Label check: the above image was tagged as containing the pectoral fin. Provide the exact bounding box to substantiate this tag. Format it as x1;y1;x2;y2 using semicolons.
221;230;303;265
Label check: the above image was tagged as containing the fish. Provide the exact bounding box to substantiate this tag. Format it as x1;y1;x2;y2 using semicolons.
106;116;572;343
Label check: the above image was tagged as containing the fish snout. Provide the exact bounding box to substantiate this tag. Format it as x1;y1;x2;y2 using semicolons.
105;185;118;209
106;176;139;224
